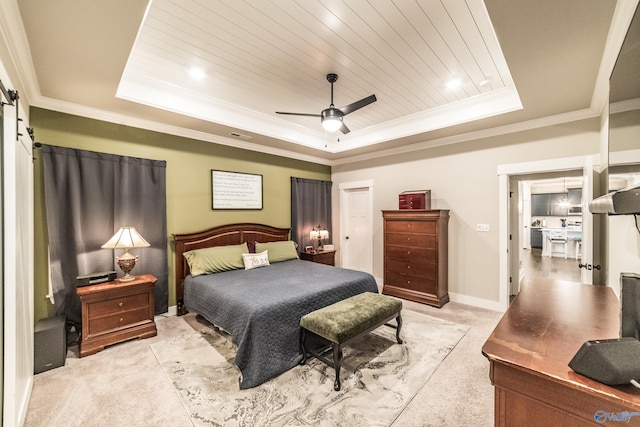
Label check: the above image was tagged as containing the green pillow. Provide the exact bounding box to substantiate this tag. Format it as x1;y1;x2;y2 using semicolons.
255;241;299;263
183;242;248;276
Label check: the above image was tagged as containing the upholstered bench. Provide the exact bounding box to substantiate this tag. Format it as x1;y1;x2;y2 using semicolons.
300;292;403;391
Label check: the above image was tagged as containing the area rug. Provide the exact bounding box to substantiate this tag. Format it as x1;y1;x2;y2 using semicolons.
150;310;468;427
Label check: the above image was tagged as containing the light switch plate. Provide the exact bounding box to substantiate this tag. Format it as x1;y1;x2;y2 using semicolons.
477;224;490;232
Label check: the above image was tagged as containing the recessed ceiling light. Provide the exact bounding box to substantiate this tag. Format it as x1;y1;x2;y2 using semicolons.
189;67;206;80
446;79;461;90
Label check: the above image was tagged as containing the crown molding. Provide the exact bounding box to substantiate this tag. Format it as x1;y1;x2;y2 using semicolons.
590;0;639;115
31;95;333;166
0;0;40;107
331;107;599;166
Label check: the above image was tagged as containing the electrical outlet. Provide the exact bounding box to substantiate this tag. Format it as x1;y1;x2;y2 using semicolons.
477;224;490;232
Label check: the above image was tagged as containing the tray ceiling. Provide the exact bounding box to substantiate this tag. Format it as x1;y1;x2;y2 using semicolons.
13;0;622;163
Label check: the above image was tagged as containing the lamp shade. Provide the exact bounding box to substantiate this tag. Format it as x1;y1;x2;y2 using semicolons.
322;117;342;132
321;107;344;132
102;226;150;249
319;229;329;240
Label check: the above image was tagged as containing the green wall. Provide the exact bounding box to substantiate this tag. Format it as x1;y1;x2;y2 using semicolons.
31;108;330;321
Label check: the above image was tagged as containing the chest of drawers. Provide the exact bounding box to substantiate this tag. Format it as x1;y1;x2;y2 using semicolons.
382;210;449;307
76;274;157;357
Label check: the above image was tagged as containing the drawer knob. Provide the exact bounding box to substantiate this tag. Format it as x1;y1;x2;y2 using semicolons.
120;317;124;322
407;266;411;269
118;302;123;307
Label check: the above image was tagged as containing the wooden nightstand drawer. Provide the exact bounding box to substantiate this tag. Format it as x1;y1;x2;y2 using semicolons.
88;306;152;335
88;293;149;318
77;274;157;357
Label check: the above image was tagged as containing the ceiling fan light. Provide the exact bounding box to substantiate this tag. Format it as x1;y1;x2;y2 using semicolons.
322;117;342;132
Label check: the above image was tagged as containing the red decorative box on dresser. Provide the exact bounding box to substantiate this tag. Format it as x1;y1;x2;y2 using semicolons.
76;273;157;357
398;190;431;210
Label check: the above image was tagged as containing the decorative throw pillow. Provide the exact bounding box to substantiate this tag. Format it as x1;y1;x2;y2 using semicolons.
242;250;270;270
183;242;248;276
255;240;299;263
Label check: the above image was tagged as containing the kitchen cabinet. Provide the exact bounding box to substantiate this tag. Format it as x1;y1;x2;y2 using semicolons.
531;192;571;217
530;228;543;249
549;193;568;216
531;194;550;216
568;188;582;205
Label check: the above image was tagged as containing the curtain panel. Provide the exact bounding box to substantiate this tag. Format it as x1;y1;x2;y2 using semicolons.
290;177;332;250
41;145;168;325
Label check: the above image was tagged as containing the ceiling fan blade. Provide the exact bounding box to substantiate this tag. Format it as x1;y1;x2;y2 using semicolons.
339;122;351;134
339;94;377;115
276;111;321;117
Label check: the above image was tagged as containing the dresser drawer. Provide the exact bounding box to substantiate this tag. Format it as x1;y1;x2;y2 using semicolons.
385;232;436;248
386;246;437;263
88;292;149;318
385;271;437;295
88;307;151;335
385;220;435;234
385;258;436;277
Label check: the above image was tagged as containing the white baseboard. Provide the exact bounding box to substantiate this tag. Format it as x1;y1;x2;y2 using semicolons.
155;305;177;320
375;275;504;312
448;292;505;312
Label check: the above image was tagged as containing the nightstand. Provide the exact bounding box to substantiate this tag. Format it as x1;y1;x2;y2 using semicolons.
299;250;336;266
76;273;157;357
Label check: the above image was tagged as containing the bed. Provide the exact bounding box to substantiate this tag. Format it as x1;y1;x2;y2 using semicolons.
172;223;379;389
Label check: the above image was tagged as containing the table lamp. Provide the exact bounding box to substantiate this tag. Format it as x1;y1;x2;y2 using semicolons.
102;226;150;281
310;226;329;251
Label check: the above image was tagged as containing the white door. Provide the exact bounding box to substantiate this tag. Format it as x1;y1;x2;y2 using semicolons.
339;181;373;273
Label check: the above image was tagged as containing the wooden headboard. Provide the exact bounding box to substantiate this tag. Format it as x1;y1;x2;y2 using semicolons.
172;223;290;315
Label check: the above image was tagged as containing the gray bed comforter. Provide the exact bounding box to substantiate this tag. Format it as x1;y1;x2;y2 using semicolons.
183;259;379;389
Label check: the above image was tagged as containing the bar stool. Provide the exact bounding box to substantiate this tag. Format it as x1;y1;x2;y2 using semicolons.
548;230;568;259
575;239;582;260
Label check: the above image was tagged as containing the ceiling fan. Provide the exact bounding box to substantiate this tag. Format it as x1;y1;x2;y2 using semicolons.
276;73;376;134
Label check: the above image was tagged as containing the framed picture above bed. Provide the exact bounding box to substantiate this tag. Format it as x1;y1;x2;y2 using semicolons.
211;170;263;210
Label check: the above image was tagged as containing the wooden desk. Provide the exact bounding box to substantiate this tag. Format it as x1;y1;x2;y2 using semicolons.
482;279;640;426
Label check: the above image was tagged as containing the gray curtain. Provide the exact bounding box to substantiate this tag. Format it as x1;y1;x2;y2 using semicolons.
290;177;332;249
41;145;168;325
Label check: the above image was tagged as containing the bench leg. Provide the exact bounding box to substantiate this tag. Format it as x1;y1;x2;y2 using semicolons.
300;329;307;365
333;343;343;391
396;313;403;344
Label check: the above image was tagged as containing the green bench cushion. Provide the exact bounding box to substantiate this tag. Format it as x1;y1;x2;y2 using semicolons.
300;292;402;343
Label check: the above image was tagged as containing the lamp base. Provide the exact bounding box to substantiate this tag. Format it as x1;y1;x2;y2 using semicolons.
116;251;139;282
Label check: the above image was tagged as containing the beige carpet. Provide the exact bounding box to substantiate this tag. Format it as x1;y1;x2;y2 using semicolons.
150;310;468;427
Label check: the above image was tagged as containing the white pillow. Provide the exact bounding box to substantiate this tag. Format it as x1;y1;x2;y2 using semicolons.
242;250;270;270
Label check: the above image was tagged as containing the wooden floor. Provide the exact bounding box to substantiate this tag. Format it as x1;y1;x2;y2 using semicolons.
519;248;582;286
